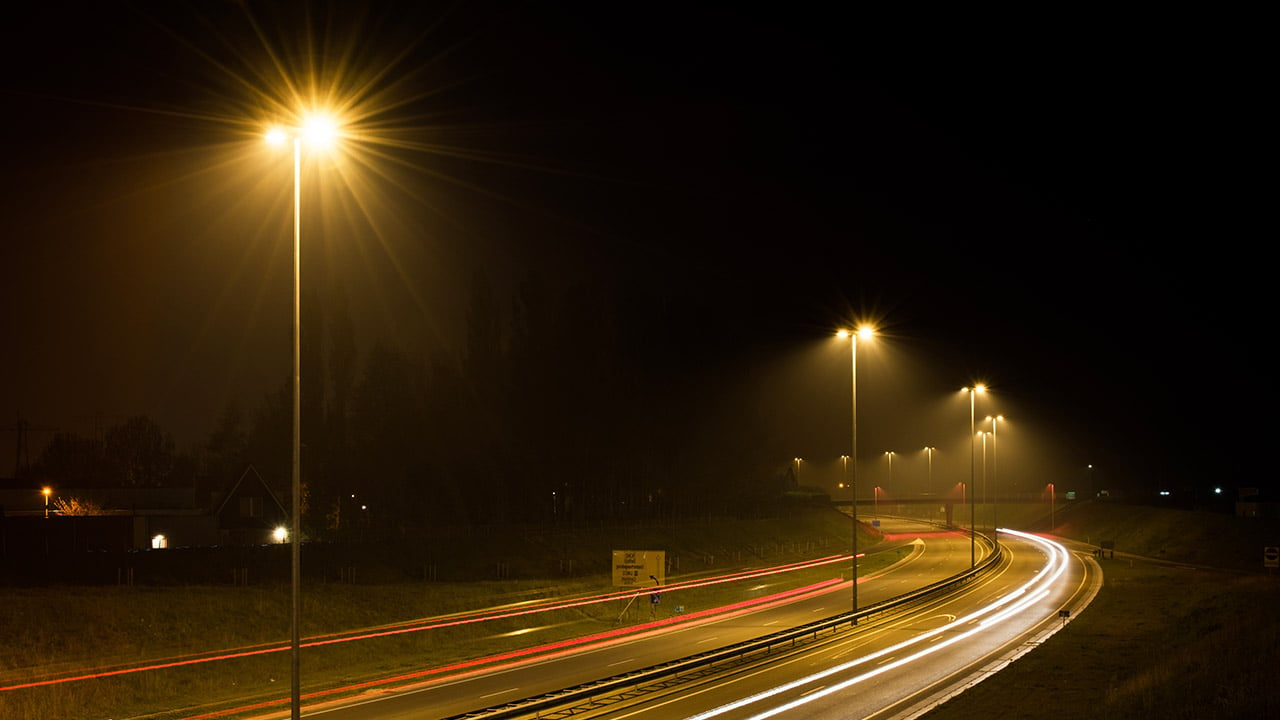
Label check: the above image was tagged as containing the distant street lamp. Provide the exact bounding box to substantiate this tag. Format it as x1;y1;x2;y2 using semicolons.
980;430;989;527
840;455;850;499
923;447;935;493
837;325;875;615
266;112;341;720
882;451;894;519
794;457;802;485
874;485;882;520
1049;482;1056;530
924;446;936;521
42;487;51;519
962;385;986;567
986;415;1003;547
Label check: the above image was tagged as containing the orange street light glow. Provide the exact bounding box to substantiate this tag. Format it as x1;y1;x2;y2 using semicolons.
836;325;875;341
264;112;342;148
302;113;339;147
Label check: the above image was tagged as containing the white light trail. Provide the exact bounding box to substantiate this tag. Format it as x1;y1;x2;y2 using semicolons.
686;529;1070;720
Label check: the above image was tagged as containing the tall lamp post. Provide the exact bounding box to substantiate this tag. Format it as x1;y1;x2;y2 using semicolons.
986;415;1002;546
979;430;989;529
837;325;874;615
267;114;338;720
42;487;51;519
923;446;935;494
882;451;894;518
1049;482;1056;530
840;454;849;499
962;385;985;567
924;446;936;521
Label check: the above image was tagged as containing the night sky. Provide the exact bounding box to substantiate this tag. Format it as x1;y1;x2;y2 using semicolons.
2;2;1269;498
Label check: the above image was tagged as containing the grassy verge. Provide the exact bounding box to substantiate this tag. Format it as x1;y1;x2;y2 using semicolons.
0;509;880;720
922;559;1279;719
10;502;1274;719
920;502;1280;720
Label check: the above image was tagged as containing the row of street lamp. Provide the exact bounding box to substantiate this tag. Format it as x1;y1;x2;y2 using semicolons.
835;328;1012;618
260;116;1005;716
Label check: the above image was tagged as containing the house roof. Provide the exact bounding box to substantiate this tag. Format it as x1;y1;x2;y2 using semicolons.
213;465;288;518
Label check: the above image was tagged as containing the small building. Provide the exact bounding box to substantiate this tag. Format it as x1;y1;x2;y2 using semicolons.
211;465;291;546
0;465;289;552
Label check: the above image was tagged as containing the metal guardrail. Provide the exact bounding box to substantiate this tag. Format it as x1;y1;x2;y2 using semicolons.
445;533;1002;719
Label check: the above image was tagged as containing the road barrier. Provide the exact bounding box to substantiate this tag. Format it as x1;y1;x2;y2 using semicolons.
444;533;1002;720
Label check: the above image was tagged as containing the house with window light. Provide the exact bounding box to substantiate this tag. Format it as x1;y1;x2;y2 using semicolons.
1;465;290;552
210;465;290;546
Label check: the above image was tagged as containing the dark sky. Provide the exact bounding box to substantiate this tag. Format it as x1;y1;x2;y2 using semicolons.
1;2;1269;496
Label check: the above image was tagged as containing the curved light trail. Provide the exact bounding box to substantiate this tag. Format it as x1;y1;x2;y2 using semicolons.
686;529;1069;720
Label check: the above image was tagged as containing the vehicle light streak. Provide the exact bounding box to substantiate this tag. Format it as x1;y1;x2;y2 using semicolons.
0;556;851;693
177;580;847;720
687;529;1070;720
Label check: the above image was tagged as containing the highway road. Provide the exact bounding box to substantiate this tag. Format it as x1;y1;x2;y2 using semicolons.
277;519;996;719
540;529;1100;720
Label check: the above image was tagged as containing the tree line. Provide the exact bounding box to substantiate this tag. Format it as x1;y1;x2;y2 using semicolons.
30;272;802;536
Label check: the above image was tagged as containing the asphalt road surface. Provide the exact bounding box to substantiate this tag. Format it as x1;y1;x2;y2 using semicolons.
289;519;1020;719
561;529;1099;720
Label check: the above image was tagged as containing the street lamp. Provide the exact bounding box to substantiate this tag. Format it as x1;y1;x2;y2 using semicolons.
979;430;989;527
266;112;340;720
882;451;894;519
962;384;986;567
986;415;1003;547
840;455;849;499
1049;482;1056;530
924;446;936;520
42;487;51;519
794;457;802;485
837;325;874;615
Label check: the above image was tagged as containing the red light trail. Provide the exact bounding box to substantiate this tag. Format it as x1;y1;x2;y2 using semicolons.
0;553;852;694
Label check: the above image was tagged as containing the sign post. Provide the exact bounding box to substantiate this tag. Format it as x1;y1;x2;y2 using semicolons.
613;550;666;621
612;550;666;587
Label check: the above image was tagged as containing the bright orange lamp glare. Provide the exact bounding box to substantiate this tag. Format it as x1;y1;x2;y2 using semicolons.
264;113;341;149
836;325;875;341
302;115;338;148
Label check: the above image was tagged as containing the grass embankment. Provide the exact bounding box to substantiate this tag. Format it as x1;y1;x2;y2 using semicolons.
7;503;1276;719
0;509;876;720
921;500;1280;720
